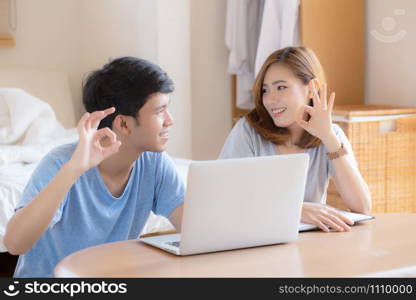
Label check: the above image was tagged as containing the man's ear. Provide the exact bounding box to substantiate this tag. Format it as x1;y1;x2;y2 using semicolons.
112;115;131;135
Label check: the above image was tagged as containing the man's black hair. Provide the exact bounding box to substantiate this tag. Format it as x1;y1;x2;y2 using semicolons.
82;56;174;129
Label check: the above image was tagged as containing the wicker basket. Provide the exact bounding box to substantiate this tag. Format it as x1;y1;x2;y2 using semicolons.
327;105;416;213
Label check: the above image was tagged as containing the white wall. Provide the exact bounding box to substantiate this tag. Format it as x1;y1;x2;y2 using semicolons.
79;0;143;117
0;0;81;112
366;0;416;107
156;0;192;159
80;0;192;159
0;0;193;159
4;1;414;159
79;0;225;160
190;0;231;160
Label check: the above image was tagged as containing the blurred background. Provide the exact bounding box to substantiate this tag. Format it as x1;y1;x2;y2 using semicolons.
0;0;415;160
0;0;415;277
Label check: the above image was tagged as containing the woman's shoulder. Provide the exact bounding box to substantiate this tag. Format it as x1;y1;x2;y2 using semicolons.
234;117;257;135
331;123;348;140
331;122;342;132
219;117;261;159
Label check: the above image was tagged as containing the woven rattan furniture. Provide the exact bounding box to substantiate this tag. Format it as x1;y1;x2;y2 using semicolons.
327;105;416;213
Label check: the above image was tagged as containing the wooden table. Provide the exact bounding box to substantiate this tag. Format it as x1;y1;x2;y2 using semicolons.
54;214;416;277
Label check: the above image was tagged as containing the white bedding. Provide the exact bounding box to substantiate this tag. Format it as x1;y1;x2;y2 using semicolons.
0;163;37;252
0;88;78;252
0;87;192;251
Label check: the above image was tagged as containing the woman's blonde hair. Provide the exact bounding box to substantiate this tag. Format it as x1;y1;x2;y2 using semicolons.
246;46;326;148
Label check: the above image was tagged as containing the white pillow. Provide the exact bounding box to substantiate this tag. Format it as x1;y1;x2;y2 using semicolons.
0;67;76;128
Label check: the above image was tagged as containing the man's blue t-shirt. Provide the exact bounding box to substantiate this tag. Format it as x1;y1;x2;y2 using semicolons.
13;143;184;277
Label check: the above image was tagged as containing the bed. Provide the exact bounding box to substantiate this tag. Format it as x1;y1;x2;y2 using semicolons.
0;68;191;253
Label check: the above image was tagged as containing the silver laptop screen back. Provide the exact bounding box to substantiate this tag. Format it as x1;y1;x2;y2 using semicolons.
179;154;309;255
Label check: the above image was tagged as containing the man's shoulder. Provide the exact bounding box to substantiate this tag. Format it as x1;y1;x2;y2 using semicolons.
31;143;77;174
140;151;162;163
139;151;178;174
48;142;77;157
42;143;77;166
140;151;172;162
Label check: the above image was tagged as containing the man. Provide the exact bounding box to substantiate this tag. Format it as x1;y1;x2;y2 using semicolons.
4;57;184;277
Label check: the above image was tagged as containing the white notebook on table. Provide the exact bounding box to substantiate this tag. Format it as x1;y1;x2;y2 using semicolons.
299;209;375;232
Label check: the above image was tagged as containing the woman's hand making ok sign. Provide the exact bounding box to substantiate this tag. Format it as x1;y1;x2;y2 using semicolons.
296;81;336;143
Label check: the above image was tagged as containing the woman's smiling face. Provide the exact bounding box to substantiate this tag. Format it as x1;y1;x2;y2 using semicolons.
262;63;311;129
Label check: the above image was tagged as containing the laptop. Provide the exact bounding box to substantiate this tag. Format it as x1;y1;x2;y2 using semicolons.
139;153;309;256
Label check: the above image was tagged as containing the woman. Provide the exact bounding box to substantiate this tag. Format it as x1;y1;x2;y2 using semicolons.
219;46;371;232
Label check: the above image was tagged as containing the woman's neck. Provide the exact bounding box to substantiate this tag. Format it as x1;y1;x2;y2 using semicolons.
284;123;304;147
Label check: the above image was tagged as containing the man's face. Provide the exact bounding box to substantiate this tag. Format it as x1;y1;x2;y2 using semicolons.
128;92;174;153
